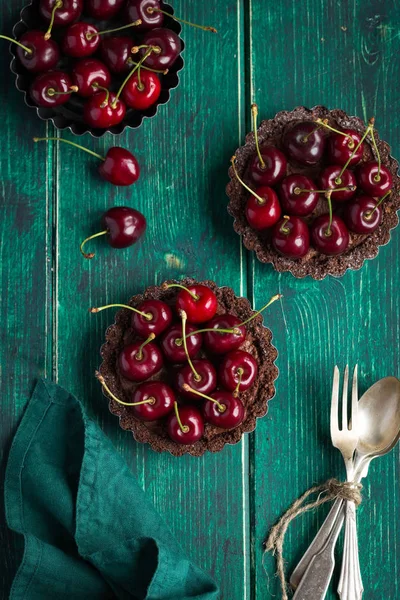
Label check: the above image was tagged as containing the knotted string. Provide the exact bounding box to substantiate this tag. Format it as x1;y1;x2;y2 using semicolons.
263;478;363;600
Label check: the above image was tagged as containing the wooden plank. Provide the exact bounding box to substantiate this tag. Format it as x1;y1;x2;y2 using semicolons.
248;1;400;599
0;3;54;595
54;2;248;598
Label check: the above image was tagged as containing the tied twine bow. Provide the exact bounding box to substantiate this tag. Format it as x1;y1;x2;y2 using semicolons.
263;478;363;600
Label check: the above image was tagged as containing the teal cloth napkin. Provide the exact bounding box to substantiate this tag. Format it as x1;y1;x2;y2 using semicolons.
5;380;220;600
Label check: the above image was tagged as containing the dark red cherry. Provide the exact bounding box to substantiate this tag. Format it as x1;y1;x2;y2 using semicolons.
175;360;217;400
166;404;204;444
203;314;246;355
161;323;202;363
15;31;60;72
219;350;258;393
272;215;310;258
84;91;126;129
310;214;350;255
98;147;140;186
327;129;364;166
62;22;99;57
119;339;163;382
283;121;326;166
102;206;146;248
245;186;281;230
139;28;181;69
30;70;75;107
130;381;175;421
132;300;172;337
203;391;245;429
39;0;83;27
319;166;357;202
100;37;133;73
174;284;217;324
278;174;319;216
248;146;287;186
86;0;125;19
343;196;383;234
357;162;393;197
121;70;161;110
126;0;164;30
72;58;111;97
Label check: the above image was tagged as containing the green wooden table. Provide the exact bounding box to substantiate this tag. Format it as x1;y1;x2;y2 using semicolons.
1;1;399;598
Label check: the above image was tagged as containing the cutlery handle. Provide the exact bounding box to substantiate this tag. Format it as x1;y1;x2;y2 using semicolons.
290;497;345;589
337;501;363;600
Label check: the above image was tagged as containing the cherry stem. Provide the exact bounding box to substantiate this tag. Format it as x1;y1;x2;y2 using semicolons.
95;371;155;406
47;85;78;97
112;47;153;107
131;44;161;54
315;118;355;148
89;303;152;320
251;103;265;169
294;186;356;195
233;368;244;398
136;333;155;361
280;215;291;234
325;192;333;237
369;125;382;180
365;189;392;220
86;19;142;40
146;6;217;33
162;282;198;300
126;58;168;74
44;0;63;40
182;385;225;412
33;137;105;161
230;156;266;205
79;230;107;259
302;124;321;143
90;82;110;106
137;67;143;91
0;34;33;54
174;402;189;433
238;294;282;327
337;118;374;182
181;327;242;343
180;310;201;381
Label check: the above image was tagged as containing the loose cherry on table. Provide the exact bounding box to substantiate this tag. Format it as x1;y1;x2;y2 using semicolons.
30;71;78;107
1;32;60;72
160;322;202;363
121;69;162;110
247;104;287;186
72;58;111;97
162;282;217;324
344;191;391;234
135;28;181;69
175;359;217;399
118;334;163;382
184;386;245;429
166;403;204;444
219;350;258;394
319;165;357;201
90;299;172;337
62;22;100;57
357;162;393;197
86;0;126;19
40;0;83;38
283;121;326;166
79;206;146;259
278;174;319;217
271;215;310;258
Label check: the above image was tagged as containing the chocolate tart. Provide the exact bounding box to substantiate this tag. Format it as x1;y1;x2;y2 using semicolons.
226;106;400;279
98;278;278;456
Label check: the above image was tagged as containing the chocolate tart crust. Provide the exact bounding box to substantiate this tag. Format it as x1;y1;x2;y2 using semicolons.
99;278;279;456
226;106;400;279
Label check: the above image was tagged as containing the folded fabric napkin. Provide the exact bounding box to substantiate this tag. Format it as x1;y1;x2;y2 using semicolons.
5;380;219;600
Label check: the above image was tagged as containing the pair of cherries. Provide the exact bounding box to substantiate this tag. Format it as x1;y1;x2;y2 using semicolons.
94;283;279;445
232;107;393;257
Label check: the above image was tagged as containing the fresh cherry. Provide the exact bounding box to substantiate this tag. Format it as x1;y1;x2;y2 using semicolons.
283;121;326;166
219;350;258;393
310;214;350;255
126;0;164;30
119;335;163;382
138;28;181;69
40;0;83;28
132;300;172;337
247;147;287;186
84;91;126;128
121;70;161;110
72;58;111;97
278;174;319;217
246;186;281;230
343;195;383;234
100;37;133;73
327;128;364;166
129;381;175;421
86;0;125;19
319;165;357;202
202;391;245;429
357;162;393;197
10;31;60;72
271;215;310;258
166;404;204;444
203;314;246;355
62;22;100;57
161;323;202;363
30;71;77;107
164;283;217;324
175;360;217;400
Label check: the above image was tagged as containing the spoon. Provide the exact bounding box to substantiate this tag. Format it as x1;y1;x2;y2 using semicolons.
290;376;400;593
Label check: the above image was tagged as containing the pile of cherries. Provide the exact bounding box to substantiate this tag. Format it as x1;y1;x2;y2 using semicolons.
4;0;215;130
94;282;278;445
231;106;393;258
